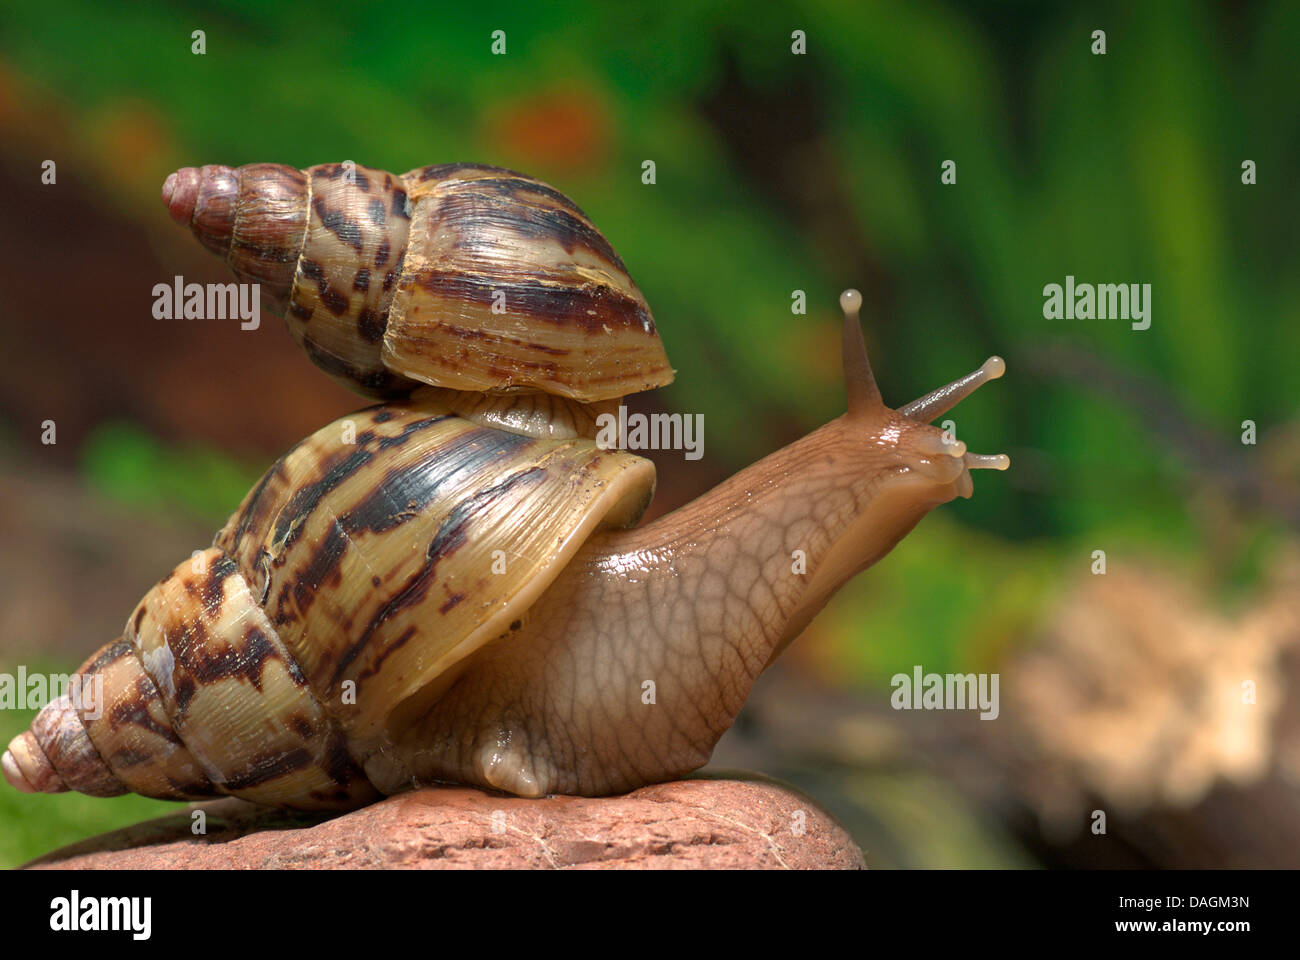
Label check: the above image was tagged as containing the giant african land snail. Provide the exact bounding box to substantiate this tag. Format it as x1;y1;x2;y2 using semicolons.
3;162;1008;807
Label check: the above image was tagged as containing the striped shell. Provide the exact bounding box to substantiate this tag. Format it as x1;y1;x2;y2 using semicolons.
4;401;655;808
163;162;674;401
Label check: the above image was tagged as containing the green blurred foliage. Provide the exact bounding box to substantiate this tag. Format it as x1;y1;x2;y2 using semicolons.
0;0;1295;861
81;421;264;525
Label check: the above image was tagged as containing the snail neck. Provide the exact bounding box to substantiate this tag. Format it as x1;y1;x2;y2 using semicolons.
601;415;934;673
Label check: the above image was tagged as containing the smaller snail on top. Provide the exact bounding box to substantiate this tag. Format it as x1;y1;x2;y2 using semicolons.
161;161;672;438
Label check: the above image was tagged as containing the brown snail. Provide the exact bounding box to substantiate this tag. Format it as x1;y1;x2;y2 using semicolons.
156;161;672;418
2;162;1009;808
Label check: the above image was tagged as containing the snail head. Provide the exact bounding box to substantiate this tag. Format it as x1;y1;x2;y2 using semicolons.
836;287;1009;508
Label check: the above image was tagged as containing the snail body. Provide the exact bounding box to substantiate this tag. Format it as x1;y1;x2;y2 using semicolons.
4;166;1010;807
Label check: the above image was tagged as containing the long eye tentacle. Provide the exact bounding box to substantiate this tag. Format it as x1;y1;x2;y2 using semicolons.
900;356;1005;423
840;289;885;417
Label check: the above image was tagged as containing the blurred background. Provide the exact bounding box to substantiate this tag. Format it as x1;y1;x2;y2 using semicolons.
0;0;1297;868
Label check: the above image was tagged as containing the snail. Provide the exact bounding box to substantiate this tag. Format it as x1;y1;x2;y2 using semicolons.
154;161;672;427
2;162;1009;808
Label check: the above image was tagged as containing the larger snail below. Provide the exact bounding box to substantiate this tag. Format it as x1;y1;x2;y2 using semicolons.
3;162;1009;808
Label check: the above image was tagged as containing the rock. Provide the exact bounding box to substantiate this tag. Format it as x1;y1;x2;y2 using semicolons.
26;775;864;869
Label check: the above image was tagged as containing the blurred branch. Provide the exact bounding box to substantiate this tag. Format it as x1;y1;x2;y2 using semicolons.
1023;340;1300;533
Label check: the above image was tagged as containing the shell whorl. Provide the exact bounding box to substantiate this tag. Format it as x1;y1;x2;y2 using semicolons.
4;400;657;808
4;554;381;810
212;399;656;750
163;162;675;402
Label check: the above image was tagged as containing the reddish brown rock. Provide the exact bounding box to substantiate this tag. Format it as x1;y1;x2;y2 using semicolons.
27;776;864;870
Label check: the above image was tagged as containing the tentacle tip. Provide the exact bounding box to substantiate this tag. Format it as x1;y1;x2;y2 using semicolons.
1;749;35;794
982;356;1006;380
839;288;863;316
965;452;1011;471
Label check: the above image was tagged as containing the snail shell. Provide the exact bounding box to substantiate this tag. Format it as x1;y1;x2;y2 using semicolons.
162;162;674;402
4;400;654;808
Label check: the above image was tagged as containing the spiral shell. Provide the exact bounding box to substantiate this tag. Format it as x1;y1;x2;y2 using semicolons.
4;401;655;808
163;162;674;401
